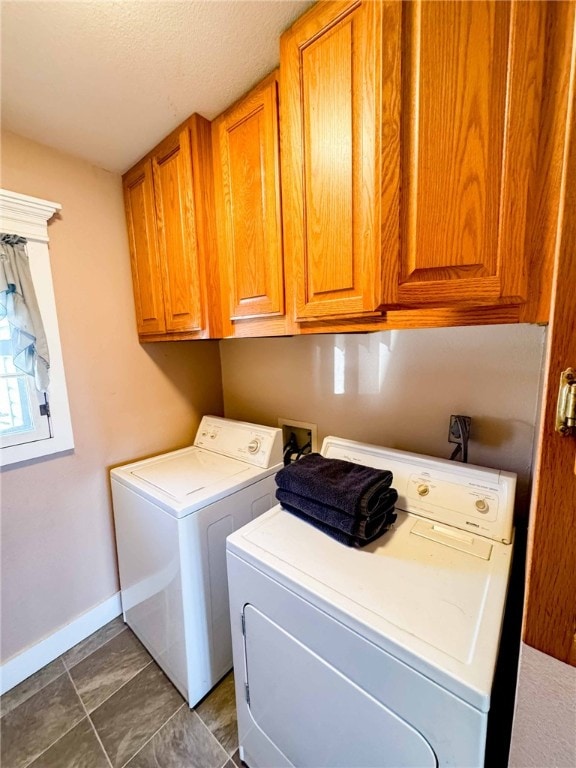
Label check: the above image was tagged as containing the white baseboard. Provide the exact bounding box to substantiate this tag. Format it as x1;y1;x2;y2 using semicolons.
0;592;122;695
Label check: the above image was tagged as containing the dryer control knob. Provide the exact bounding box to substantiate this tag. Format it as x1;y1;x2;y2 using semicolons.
417;484;430;497
475;499;489;513
248;439;261;454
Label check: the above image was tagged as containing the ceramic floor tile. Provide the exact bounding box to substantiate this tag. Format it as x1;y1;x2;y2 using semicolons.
28;718;110;768
0;658;66;719
0;673;85;768
90;661;184;768
68;629;152;712
230;749;244;767
195;672;238;755
125;706;229;768
63;617;126;670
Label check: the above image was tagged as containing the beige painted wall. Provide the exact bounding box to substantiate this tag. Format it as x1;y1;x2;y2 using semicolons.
220;324;546;512
509;644;576;767
0;131;224;662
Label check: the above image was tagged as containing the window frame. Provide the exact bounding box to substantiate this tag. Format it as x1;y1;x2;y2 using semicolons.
0;189;74;467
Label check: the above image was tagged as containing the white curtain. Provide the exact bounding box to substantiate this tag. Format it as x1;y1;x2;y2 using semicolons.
0;233;50;392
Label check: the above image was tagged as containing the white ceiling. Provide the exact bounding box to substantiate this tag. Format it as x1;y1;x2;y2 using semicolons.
1;0;313;173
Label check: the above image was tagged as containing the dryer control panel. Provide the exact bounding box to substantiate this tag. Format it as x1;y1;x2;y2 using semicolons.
194;416;283;469
322;437;516;544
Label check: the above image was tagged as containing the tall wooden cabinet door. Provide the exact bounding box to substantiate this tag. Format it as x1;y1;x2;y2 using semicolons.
389;0;546;307
123;161;166;336
280;0;401;320
215;72;284;323
152;128;204;333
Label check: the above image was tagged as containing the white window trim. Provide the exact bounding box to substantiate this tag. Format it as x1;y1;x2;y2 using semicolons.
0;189;74;466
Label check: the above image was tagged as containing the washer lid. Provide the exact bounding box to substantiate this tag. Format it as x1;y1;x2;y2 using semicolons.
130;449;248;500
111;444;280;517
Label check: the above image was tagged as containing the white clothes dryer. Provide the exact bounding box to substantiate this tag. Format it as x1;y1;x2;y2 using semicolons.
111;416;282;706
226;436;516;768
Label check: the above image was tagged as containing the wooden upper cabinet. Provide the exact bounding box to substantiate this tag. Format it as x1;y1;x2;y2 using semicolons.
122;114;220;341
123;160;166;336
281;0;548;325
280;0;398;321
388;0;546;307
213;71;291;337
152;128;203;333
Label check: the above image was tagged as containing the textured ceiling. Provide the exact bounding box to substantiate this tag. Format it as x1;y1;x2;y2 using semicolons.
1;0;313;173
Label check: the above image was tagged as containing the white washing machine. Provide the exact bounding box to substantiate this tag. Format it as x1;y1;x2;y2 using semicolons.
110;416;282;706
227;436;517;768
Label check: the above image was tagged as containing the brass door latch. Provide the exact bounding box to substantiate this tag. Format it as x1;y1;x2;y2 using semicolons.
556;368;576;435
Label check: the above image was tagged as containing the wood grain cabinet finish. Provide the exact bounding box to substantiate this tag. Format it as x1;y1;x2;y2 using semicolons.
281;0;548;324
280;0;395;321
212;71;292;337
390;0;547;308
122;114;220;341
123;160;166;336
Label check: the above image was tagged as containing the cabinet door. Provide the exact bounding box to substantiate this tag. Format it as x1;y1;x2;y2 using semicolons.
123;160;166;336
389;0;546;307
152;128;204;333
215;72;284;324
280;0;400;321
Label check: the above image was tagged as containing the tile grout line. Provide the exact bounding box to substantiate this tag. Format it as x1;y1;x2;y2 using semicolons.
66;666;115;768
118;702;187;768
62;624;128;673
12;635;146;768
0;619;128;721
0;661;68;722
193;706;233;768
76;658;155;717
16;674;87;768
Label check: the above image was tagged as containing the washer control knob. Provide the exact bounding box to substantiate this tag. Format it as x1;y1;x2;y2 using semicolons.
417;484;430;497
475;499;489;513
248;439;261;454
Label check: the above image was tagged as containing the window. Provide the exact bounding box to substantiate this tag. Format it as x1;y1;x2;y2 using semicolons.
0;314;52;447
0;189;74;467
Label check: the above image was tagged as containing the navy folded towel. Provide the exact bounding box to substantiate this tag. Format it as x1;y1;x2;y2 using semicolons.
276;488;398;540
275;453;393;518
280;501;394;548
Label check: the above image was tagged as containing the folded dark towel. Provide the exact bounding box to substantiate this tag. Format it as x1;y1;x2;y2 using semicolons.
280;501;395;548
276;488;397;539
275;453;394;518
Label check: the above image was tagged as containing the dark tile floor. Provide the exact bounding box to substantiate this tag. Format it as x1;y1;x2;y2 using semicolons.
0;617;243;768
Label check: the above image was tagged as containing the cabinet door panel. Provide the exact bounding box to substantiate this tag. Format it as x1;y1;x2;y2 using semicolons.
219;76;284;320
302;19;354;295
393;0;546;305
281;0;398;320
153;130;203;333
123;161;166;335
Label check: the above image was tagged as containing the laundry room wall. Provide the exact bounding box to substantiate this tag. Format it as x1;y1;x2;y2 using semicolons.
220;324;547;513
0;131;224;664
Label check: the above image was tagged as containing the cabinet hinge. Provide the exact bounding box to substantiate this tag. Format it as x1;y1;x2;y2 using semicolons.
245;682;250;706
556;368;576;435
39;401;50;417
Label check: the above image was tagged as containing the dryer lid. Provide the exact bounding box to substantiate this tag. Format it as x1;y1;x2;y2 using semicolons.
131;449;249;501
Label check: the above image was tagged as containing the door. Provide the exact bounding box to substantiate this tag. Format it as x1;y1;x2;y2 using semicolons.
152;127;204;333
280;0;400;321
214;72;284;324
523;53;576;665
243;604;438;768
122;160;166;336
388;0;546;308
